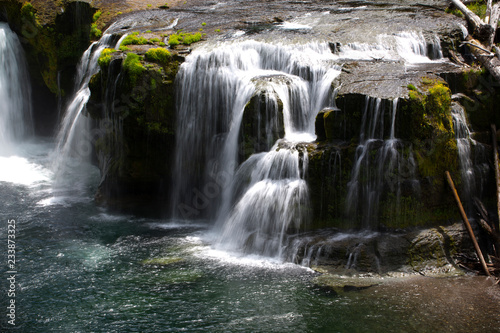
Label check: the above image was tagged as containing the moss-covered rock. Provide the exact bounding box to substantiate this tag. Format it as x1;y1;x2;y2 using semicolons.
307;78;463;230
87;46;182;216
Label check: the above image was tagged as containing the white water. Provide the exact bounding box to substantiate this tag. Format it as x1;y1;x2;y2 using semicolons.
345;97;418;228
336;31;444;63
0;23;33;156
172;40;341;256
52;34;116;189
451;102;489;206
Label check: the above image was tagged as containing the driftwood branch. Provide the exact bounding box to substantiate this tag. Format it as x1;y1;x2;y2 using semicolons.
446;171;491;276
466;36;500;82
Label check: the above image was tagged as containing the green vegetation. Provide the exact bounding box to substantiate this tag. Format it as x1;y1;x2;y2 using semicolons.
90;23;102;39
407;84;417;91
446;1;487;19
404;78;456;180
93;10;102;22
90;9;103;40
98;48;116;68
123;53;145;85
120;32;151;47
168;31;203;46
145;48;172;65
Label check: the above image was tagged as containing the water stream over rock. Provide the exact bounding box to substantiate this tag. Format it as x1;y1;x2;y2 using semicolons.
0;23;33;155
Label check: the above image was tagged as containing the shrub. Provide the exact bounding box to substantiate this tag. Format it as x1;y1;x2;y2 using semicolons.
98;48;115;68
168;31;202;46
93;10;102;23
121;32;150;47
123;53;145;85
90;23;102;39
145;48;171;65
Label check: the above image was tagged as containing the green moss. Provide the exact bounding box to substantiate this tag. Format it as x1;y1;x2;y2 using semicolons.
20;2;42;27
407;84;417;91
145;48;171;65
403;78;457;183
168;31;202;46
93;10;102;22
98;48;116;68
150;37;161;43
121;32;151;47
427;83;451;118
123;53;145;85
90;23;102;39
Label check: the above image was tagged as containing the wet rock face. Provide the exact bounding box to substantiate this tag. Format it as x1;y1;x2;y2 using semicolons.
87;48;181;216
306;77;495;230
288;223;473;275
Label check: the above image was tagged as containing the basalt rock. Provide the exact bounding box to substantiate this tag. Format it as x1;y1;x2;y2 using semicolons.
87;47;181;216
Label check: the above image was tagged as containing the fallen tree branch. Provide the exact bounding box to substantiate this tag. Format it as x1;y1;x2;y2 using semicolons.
460;41;495;55
450;0;500;82
466;36;500;82
446;171;491;276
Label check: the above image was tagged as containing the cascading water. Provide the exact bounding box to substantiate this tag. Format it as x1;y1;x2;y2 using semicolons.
0;23;33;155
451;102;489;208
172;40;341;257
345;97;419;228
337;31;444;63
52;34;117;188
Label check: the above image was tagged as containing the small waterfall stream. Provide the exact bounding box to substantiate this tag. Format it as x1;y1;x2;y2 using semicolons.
345;97;416;228
52;34;117;189
451;102;489;209
0;23;33;155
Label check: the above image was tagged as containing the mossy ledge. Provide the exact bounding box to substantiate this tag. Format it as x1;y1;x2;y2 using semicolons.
87;43;185;216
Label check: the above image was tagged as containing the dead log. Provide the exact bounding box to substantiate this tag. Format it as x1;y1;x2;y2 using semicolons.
478;219;500;243
486;0;493;24
450;0;483;29
466;36;500;82
446;171;491;276
450;0;500;82
486;3;500;48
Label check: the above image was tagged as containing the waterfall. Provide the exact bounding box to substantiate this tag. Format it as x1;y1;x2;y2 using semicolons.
345;97;418;228
172;40;341;257
336;31;443;63
52;34;116;186
0;23;33;155
451;102;489;208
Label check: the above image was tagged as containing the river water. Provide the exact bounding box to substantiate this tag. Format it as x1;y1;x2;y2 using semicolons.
0;140;499;332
